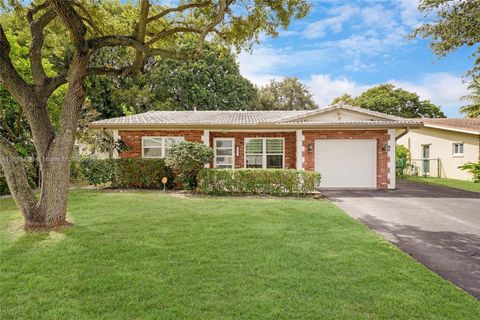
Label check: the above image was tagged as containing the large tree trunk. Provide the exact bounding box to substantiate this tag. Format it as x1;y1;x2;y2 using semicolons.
0;51;87;230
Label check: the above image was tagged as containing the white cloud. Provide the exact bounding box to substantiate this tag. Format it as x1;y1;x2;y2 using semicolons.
306;74;370;107
303;5;359;39
304;72;468;115
388;73;469;108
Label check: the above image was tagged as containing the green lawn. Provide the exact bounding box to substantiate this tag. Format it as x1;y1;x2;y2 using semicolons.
403;175;480;193
1;190;479;319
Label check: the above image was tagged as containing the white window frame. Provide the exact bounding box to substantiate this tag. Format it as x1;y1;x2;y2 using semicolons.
142;136;184;158
244;137;285;169
452;142;464;157
214;138;235;169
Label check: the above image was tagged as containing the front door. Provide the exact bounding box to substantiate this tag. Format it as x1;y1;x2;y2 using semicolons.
422;145;430;175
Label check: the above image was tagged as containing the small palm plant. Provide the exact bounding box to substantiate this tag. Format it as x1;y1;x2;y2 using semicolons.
458;162;480;183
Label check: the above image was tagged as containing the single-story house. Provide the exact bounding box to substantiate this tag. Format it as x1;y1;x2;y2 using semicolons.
397;118;480;180
90;104;421;189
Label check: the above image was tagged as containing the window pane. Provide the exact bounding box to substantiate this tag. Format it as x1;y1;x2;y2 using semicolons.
144;148;162;158
216;156;232;166
459;144;464;153
266;139;283;154
245;139;263;154
266;155;283;168
143;137;163;147
216;140;232;148
216;148;232;156
246;155;263;168
165;137;183;146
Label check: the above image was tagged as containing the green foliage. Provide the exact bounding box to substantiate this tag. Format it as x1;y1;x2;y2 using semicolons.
197;169;321;196
331;93;354;105
75;158;174;189
351;84;446;118
256;77;317;110
78;158;117;186
460;77;480;118
113;159;174;189
458;162;480;183
165;142;214;189
412;0;480;79
396;145;410;176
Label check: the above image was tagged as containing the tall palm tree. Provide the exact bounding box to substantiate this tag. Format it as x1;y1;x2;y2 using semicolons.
461;78;480;118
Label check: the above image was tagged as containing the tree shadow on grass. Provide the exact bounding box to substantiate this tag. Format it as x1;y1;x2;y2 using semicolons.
359;214;480;300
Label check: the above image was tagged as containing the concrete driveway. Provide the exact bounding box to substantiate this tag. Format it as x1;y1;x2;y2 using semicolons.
323;180;480;299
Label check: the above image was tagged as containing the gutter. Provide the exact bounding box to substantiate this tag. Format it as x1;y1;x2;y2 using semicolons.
395;128;410;141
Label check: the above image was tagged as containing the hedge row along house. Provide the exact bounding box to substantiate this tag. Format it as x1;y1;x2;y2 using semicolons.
90;104;422;189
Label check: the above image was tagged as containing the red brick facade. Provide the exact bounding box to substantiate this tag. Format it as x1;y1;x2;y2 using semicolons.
209;131;296;169
118;129;389;189
119;130;203;158
303;130;389;189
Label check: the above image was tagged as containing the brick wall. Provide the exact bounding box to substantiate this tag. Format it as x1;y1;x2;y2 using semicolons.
303;130;389;189
119;130;203;158
118;128;389;189
209;132;296;169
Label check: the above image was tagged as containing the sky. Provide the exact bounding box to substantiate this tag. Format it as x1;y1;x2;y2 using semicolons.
236;0;475;117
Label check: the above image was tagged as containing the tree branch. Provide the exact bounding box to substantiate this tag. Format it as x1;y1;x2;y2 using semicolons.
198;0;229;51
87;35;145;52
49;0;87;51
145;27;202;46
0;136;38;216
147;1;211;23
27;8;56;85
0;25;33;106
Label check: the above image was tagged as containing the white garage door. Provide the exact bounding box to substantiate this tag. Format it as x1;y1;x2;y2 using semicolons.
315;139;377;189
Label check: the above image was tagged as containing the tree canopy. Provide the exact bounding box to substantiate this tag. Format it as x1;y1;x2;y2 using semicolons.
412;0;480;79
256;77;317;110
88;41;257;116
460;78;480;118
0;0;310;229
331;84;446;118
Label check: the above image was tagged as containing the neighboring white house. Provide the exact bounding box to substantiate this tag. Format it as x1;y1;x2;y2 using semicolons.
397;118;480;180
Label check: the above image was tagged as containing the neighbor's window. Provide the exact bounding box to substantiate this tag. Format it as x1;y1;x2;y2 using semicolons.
142;137;184;158
214;138;234;168
245;138;284;169
453;143;464;157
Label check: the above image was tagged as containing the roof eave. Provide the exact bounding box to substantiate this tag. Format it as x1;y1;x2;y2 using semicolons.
89;122;422;130
423;123;480;135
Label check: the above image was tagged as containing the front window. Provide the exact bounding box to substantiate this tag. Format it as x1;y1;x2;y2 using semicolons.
453;143;464;157
214;138;234;168
245;138;284;169
142;136;184;158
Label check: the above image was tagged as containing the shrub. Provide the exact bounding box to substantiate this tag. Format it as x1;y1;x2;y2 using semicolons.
197;169;321;196
113;158;173;189
458;162;480;183
396;145;410;176
165;142;213;189
76;158;174;189
78;157;116;186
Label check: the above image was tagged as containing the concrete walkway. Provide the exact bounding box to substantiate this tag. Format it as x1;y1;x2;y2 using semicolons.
323;180;480;299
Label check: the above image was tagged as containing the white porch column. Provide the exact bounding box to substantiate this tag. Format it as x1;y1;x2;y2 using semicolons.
296;129;304;170
202;130;210;168
112;129;120;159
202;130;210;147
387;128;396;189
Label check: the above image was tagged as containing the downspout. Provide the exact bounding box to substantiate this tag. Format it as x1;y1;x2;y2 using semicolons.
395;127;410;141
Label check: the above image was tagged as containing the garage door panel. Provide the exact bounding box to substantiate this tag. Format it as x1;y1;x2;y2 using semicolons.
315;139;376;189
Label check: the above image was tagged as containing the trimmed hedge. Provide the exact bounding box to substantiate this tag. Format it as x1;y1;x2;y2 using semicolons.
76;158;174;189
113;159;174;189
197;169;321;196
